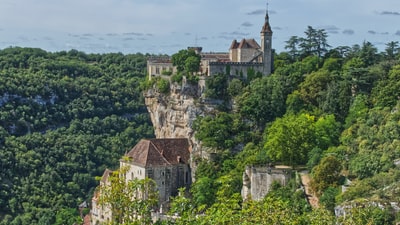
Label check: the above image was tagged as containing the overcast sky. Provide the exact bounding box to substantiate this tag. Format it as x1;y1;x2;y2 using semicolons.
1;0;399;54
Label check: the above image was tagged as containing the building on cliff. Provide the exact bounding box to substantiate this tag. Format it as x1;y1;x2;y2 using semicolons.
91;138;191;224
147;8;273;78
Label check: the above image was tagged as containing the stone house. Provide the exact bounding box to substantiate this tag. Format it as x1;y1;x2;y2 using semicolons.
91;138;191;224
91;169;114;224
147;9;273;78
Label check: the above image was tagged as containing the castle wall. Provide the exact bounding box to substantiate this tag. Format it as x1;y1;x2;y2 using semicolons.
146;165;191;204
209;62;264;77
238;48;259;62
242;166;292;201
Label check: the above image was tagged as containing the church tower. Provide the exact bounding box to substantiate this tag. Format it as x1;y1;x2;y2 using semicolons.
260;5;273;75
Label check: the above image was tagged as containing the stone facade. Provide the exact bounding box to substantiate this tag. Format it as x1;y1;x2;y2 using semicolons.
147;57;177;79
91;169;114;225
241;166;292;201
147;10;273;78
91;138;191;224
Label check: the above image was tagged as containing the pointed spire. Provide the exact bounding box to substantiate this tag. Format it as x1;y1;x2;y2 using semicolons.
261;1;272;34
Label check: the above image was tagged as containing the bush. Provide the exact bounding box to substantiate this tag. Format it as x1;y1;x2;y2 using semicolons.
156;78;170;94
171;72;183;84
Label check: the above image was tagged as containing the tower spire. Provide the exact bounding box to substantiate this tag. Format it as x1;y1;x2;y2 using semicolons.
261;0;272;34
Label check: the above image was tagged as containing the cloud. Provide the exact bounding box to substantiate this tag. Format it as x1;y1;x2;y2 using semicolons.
318;25;340;34
273;26;282;30
199;37;208;40
241;22;253;27
342;29;354;35
185;33;191;36
381;32;389;35
106;33;118;37
146;33;154;37
368;30;377;34
379;11;400;16
218;35;234;40
223;31;250;36
246;9;264;15
123;37;134;41
123;32;144;36
395;30;400;36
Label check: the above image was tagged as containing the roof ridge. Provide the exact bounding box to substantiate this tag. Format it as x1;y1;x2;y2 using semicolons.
149;140;172;166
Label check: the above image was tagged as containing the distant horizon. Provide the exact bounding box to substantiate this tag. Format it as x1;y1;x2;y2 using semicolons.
1;0;399;55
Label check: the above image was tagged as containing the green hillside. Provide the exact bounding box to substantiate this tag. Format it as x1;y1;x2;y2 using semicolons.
0;47;154;224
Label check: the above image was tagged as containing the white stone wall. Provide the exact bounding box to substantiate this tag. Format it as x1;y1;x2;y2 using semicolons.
208;63;264;77
242;166;292;201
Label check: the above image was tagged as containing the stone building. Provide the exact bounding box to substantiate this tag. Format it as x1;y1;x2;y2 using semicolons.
241;165;292;201
147;9;273;78
91;169;114;224
91;138;191;224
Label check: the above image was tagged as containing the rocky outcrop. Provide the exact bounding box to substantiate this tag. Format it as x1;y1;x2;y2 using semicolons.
144;77;218;160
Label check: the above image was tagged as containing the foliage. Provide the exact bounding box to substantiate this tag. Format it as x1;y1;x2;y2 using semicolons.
310;155;342;196
98;167;158;224
204;73;229;99
0;47;154;223
194;112;250;150
238;75;285;128
156;77;170;94
171;49;200;73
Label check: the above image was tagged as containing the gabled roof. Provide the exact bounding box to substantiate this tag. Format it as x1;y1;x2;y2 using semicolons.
124;138;190;167
230;39;261;50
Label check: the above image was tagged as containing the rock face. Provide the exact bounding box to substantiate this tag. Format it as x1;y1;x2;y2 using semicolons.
144;77;215;160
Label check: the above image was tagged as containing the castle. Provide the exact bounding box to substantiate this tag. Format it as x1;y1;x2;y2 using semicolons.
147;9;273;78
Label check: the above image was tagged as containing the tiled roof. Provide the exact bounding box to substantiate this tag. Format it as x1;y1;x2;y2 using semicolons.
230;39;260;49
124;138;190;167
261;13;273;33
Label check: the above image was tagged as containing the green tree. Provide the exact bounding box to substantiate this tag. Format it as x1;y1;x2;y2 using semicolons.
98;167;158;224
54;208;82;225
171;49;200;73
238;75;285;128
264;113;316;167
384;41;400;60
285;36;301;61
310;155;342;196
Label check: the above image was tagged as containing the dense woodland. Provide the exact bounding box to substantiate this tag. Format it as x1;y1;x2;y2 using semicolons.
0;48;154;224
1;25;400;224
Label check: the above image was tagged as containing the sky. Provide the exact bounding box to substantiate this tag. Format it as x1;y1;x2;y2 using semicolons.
0;0;399;55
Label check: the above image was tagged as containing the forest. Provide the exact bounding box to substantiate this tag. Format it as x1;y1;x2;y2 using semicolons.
0;24;400;224
0;48;154;224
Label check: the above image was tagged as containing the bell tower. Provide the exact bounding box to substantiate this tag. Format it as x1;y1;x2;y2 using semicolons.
260;2;273;75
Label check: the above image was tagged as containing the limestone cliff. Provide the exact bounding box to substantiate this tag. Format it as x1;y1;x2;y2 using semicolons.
144;77;218;159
